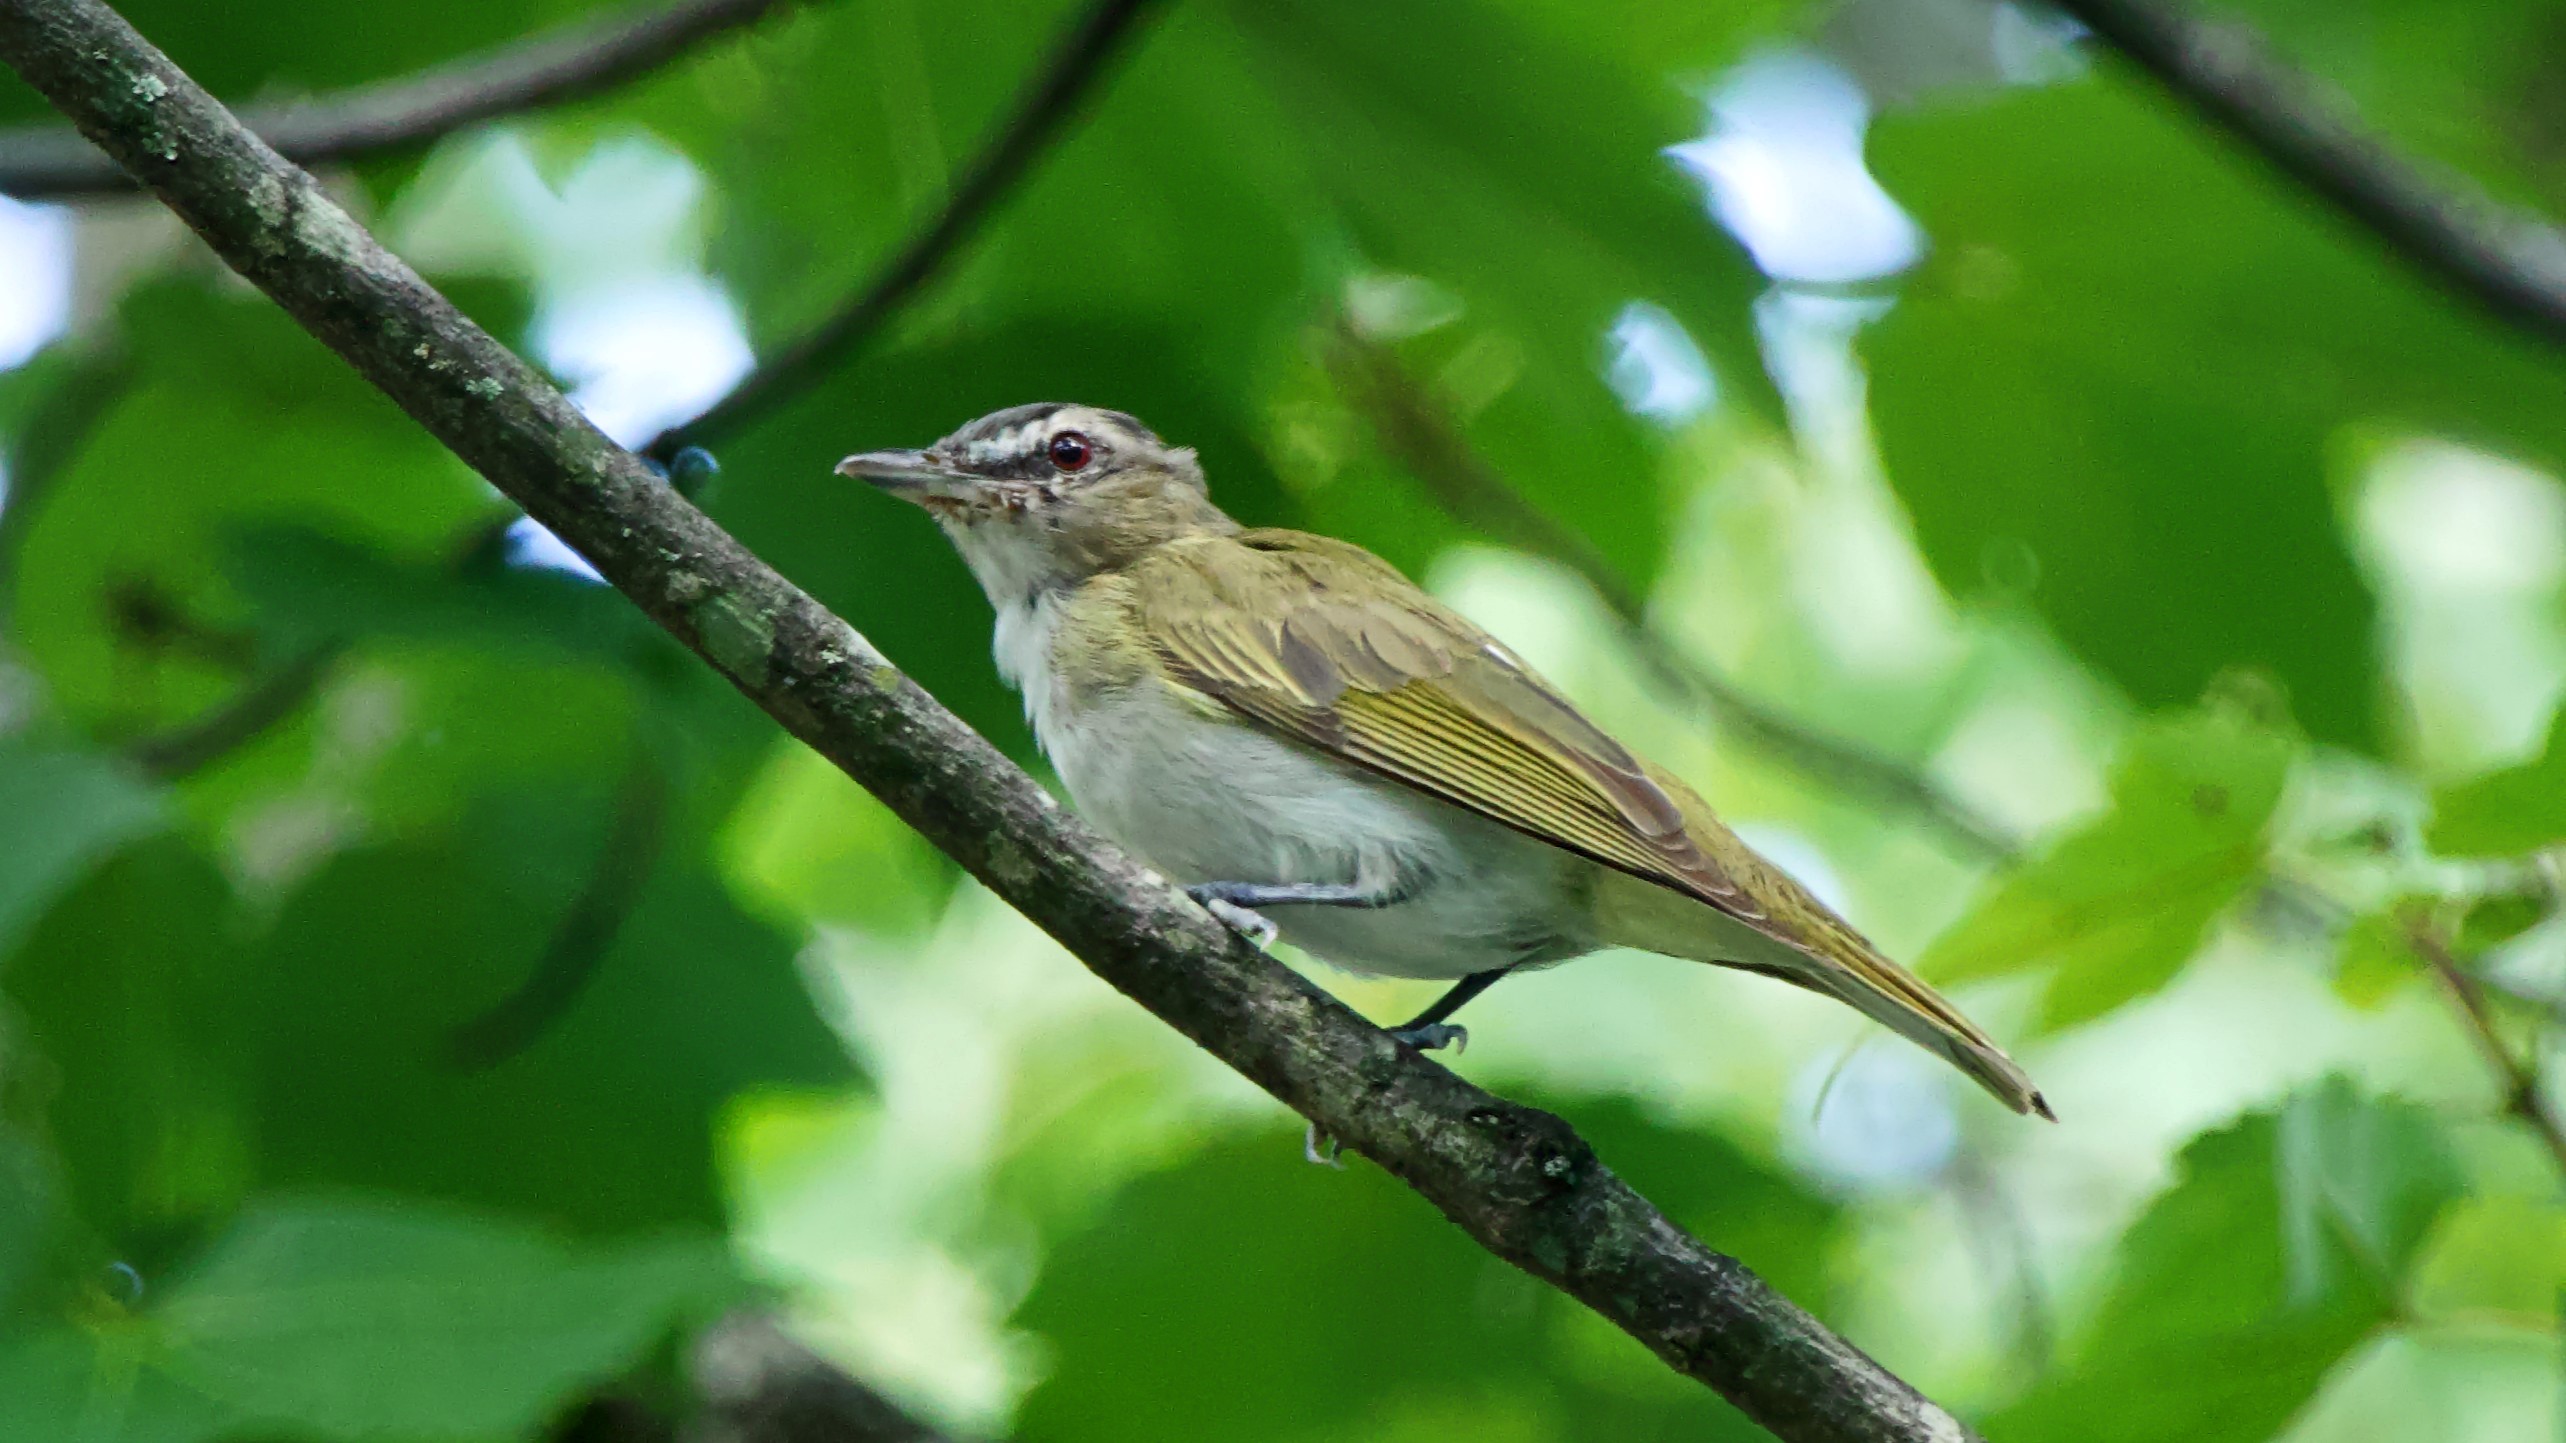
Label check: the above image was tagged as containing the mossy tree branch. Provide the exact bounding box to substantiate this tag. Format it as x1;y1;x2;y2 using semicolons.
0;4;1981;1439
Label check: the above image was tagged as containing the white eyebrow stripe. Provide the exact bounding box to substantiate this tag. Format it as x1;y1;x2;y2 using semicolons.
963;419;1049;465
949;407;1144;468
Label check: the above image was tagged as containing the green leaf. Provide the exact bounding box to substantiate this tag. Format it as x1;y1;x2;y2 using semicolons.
719;737;954;934
1923;703;2297;1031
1010;1097;1837;1443
8;283;494;733
1868;79;2566;750
0;1130;63;1315
2331;908;2416;1012
154;1199;736;1441
2458;891;2547;955
2;839;252;1246
219;522;652;662
0;1324;236;1443
0;1199;735;1443
7;814;854;1247
2408;1193;2566;1327
0;740;162;962
2430;713;2566;857
1222;0;1778;591
245;841;856;1234
1990;1081;2461;1443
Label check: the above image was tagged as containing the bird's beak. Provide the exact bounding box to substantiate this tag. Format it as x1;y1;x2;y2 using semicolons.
834;448;983;504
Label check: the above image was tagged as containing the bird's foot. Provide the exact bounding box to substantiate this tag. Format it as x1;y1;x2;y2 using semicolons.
1303;1122;1345;1169
1190;890;1278;950
1389;1022;1469;1054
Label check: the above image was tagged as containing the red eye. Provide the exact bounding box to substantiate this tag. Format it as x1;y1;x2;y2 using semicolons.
1047;431;1093;472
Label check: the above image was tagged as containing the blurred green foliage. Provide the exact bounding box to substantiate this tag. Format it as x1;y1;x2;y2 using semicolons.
1868;80;2566;751
1991;1084;2460;1443
1015;1101;1830;1443
1923;698;2297;1032
2431;714;2566;857
2;0;2565;1439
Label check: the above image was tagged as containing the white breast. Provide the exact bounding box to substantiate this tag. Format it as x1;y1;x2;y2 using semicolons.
993;592;1589;980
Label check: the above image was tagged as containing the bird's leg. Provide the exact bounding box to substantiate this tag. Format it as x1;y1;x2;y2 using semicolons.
1184;878;1416;951
1385;967;1513;1053
1302;1123;1345;1170
1296;966;1516;1167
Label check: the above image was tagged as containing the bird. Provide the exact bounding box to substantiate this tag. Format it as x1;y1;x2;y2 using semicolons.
839;403;2051;1121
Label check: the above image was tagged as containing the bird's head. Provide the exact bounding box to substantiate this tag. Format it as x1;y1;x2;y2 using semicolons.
838;402;1233;605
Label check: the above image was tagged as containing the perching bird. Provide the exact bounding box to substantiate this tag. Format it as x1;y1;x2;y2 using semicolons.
840;404;2050;1120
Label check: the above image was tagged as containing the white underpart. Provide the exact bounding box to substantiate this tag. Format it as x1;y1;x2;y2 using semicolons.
949;514;1061;631
994;590;1589;981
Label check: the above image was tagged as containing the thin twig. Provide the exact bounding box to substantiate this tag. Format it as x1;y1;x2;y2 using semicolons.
124;640;342;780
117;456;705;779
1946;1149;2054;1378
3;9;1983;1436
2053;0;2566;350
640;0;1172;459
0;0;800;200
447;746;671;1069
1324;324;2022;864
2404;913;2566;1179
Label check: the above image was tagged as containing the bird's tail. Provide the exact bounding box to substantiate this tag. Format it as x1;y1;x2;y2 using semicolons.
1800;944;2054;1121
1595;868;2053;1120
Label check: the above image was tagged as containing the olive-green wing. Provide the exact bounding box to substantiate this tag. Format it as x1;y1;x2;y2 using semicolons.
1132;529;1757;916
1132;528;2050;1119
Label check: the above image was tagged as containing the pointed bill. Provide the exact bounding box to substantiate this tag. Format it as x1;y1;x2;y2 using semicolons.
836;448;984;503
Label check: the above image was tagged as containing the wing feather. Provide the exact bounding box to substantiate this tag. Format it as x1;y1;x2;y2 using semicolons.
1138;531;1745;911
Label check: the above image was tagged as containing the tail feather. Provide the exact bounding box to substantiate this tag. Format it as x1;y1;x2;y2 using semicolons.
1815;959;2053;1121
1594;867;2053;1120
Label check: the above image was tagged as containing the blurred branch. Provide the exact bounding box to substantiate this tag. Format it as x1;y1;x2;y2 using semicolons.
550;1313;973;1443
557;1395;680;1443
448;746;672;1069
1324;325;2022;865
641;0;1171;459
1946;1149;2053;1378
0;0;800;200
5;10;1985;1439
125;639;342;780
119;453;714;780
2404;913;2566;1178
688;1313;967;1443
2053;0;2566;351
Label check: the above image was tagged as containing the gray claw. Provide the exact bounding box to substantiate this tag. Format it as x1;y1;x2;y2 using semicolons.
1390;1023;1469;1053
1203;897;1278;950
1303;1122;1345;1169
